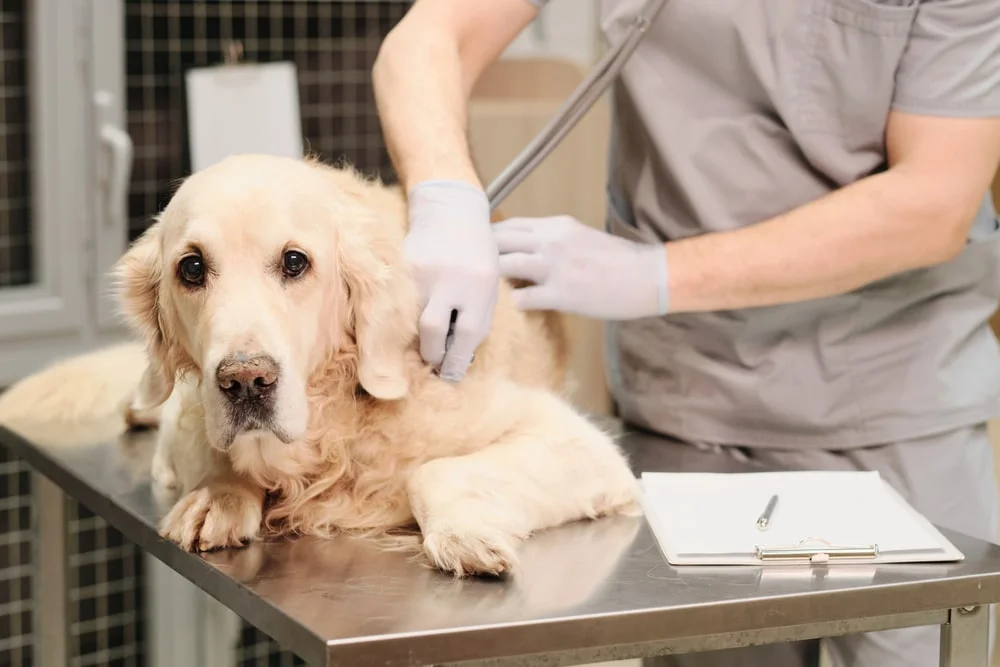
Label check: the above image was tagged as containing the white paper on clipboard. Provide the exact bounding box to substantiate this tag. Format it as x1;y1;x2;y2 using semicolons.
185;60;303;172
640;470;965;566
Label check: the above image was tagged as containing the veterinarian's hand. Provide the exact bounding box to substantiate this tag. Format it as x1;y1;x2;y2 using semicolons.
405;180;500;381
494;215;669;320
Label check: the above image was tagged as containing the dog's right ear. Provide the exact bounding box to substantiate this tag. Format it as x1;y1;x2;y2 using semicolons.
111;220;176;408
130;356;171;413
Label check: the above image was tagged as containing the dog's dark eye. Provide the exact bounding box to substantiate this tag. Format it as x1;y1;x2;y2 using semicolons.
178;254;206;287
282;250;309;278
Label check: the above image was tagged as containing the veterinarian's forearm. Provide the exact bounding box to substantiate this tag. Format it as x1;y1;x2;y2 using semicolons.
663;112;1000;314
373;26;480;192
663;169;972;313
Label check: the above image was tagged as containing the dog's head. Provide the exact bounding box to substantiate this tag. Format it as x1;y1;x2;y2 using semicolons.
112;154;418;450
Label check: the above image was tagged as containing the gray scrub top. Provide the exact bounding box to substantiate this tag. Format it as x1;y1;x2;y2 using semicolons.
529;0;1000;449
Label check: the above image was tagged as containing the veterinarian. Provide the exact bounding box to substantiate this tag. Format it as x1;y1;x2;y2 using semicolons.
372;0;1000;664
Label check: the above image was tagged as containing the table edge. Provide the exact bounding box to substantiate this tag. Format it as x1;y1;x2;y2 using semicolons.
317;575;1000;666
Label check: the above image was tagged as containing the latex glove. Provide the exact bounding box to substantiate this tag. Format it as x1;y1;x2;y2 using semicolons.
493;215;669;319
404;180;500;381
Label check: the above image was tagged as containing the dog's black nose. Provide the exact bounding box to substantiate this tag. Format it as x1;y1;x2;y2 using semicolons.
216;354;279;403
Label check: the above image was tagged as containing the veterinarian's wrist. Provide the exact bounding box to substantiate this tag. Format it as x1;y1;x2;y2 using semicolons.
406;180;493;238
612;240;671;319
648;242;670;316
609;240;670;319
407;180;489;208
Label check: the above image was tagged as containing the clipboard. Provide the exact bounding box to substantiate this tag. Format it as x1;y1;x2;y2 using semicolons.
184;42;304;173
640;471;965;566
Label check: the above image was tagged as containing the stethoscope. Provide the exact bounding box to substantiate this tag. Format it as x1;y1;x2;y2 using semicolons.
485;0;670;209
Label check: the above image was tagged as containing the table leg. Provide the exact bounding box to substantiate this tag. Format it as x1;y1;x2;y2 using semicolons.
940;606;990;667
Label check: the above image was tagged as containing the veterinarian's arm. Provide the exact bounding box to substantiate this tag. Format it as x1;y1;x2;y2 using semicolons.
372;0;539;382
496;112;1000;317
657;113;1000;312
373;0;538;190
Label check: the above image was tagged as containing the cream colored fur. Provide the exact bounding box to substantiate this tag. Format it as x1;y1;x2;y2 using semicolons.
0;154;640;577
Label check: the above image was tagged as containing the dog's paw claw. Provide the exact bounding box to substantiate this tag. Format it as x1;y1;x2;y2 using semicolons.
159;485;262;552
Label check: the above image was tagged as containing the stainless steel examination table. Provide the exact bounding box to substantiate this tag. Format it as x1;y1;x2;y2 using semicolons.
1;420;997;667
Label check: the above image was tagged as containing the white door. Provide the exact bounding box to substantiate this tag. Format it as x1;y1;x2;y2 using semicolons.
0;0;132;388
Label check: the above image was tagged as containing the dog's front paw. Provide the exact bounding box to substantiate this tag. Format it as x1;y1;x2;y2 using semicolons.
159;484;263;552
422;524;519;578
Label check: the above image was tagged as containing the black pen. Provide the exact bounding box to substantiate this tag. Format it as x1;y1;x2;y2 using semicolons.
756;494;779;531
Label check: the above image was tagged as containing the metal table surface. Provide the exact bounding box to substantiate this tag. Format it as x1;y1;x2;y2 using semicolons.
1;418;998;667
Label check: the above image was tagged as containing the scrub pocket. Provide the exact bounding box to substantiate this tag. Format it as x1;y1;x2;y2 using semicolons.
793;0;918;144
602;192;685;426
604;185;656;244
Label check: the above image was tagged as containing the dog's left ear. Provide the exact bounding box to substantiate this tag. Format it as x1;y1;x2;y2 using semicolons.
339;230;419;401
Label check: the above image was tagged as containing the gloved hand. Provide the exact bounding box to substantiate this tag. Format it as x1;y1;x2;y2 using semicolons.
493;215;669;319
404;180;500;381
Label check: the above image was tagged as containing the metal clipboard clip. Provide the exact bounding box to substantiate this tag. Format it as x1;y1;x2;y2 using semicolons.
485;0;671;209
755;538;880;564
222;41;246;66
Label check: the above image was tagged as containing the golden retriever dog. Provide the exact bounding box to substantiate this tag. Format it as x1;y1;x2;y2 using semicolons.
0;154;641;577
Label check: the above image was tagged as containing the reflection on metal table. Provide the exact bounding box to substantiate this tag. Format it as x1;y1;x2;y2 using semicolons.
0;419;997;667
